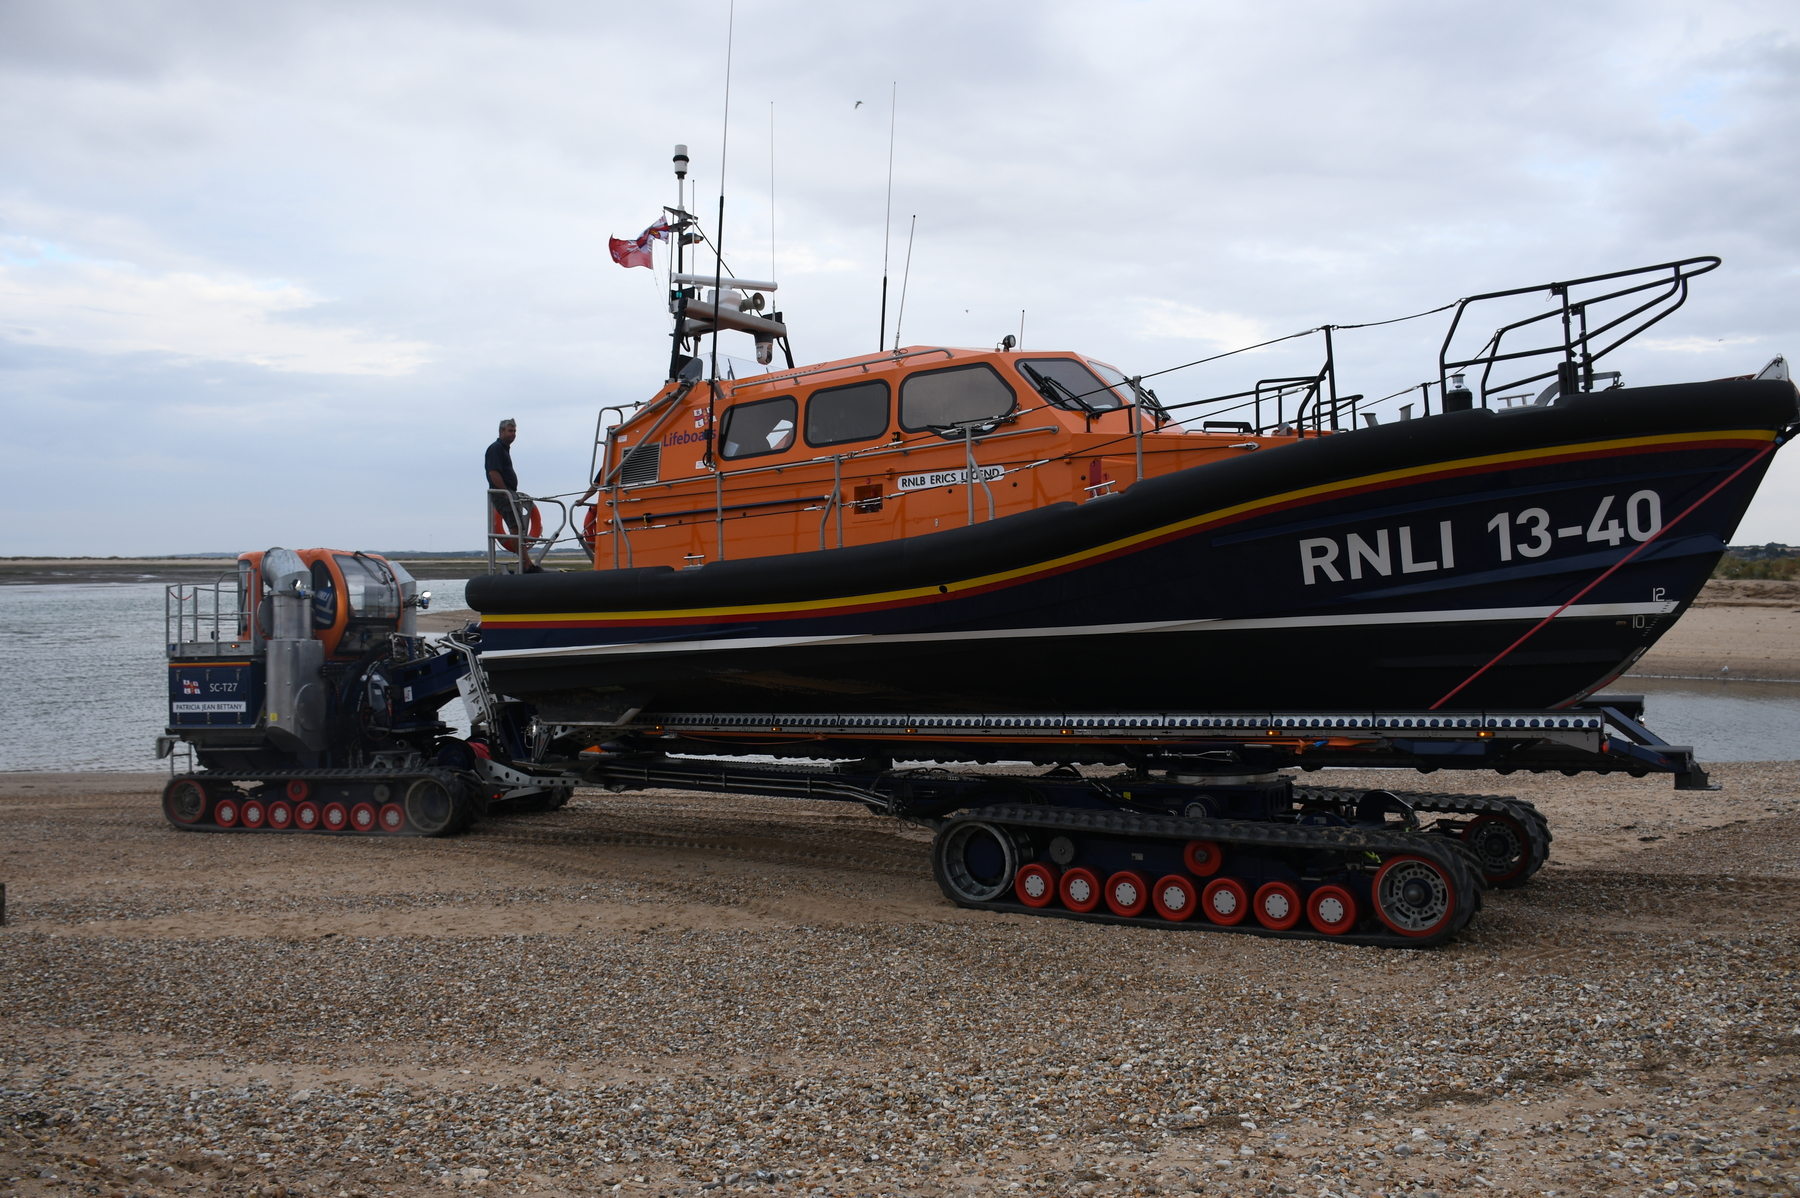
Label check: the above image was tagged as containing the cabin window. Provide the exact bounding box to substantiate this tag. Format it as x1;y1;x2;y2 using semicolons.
332;555;400;620
1016;357;1124;412
332;554;401;654
720;395;798;459
899;364;1016;431
310;560;337;630
805;380;890;447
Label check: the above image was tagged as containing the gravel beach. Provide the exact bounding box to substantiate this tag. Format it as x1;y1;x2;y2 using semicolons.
4;764;1800;1198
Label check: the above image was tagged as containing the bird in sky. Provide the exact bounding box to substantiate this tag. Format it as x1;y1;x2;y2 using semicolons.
854;100;863;108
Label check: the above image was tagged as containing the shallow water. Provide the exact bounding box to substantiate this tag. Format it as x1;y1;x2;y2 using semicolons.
0;583;171;772
0;582;1792;771
0;580;471;773
1622;677;1800;762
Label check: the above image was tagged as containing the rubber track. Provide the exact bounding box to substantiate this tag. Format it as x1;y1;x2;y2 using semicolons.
165;768;474;835
939;804;1484;948
1293;785;1551;889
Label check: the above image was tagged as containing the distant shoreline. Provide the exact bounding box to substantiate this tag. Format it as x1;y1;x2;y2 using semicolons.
0;555;589;585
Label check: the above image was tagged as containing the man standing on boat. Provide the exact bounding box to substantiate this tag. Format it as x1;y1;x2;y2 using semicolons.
485;419;539;568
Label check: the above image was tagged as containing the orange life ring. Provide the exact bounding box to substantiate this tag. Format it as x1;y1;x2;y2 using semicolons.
491;502;543;555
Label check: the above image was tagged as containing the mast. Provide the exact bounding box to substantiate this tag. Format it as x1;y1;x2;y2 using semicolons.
667;144;691;383
878;81;896;351
705;0;737;465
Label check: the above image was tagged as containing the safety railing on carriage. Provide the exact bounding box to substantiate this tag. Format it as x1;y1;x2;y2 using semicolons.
167;573;249;656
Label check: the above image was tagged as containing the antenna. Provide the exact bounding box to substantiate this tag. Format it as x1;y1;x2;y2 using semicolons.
1019;309;1025;350
894;215;916;351
878;80;896;352
769;101;777;283
673;143;689;280
706;0;736;460
666;143;692;382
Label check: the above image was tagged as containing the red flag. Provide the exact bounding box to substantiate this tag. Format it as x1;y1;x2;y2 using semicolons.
609;216;672;270
609;235;654;269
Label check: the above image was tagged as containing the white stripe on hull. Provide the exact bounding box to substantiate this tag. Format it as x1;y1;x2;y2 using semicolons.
477;600;1680;664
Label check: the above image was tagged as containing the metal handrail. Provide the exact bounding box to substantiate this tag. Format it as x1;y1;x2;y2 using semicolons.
533;498;569;568
817;456;843;549
726;346;958;396
1438;255;1721;404
960;424;996;523
601;382;694;491
485;489;569;574
591;405;632;495
165;573;240;654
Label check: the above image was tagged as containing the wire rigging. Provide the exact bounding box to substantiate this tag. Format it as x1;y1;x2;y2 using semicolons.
878;82;898;351
1332;299;1461;331
703;0;736;466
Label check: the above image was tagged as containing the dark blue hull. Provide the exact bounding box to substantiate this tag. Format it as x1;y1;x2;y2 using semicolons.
469;379;1795;715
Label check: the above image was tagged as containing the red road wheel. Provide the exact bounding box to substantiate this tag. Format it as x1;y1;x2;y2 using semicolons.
1104;870;1150;917
321;802;350;832
349;802;379;833
285;779;310;802
267;800;294;830
295;801;322;831
1253;881;1303;931
1151;874;1197;922
1014;863;1059;908
1182;839;1224;877
1059;866;1102;913
1372;855;1456;938
162;778;210;826
1201;877;1249;926
213;796;241;828
378;803;408;835
1461;813;1531;886
239;799;267;829
1306;884;1358;935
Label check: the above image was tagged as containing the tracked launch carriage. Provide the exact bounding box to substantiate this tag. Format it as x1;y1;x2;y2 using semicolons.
158;245;1799;949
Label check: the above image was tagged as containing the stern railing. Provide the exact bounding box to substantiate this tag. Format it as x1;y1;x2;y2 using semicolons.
1438;255;1721;406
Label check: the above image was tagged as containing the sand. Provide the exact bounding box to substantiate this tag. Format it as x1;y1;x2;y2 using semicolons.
1628;579;1800;681
4;765;1800;1198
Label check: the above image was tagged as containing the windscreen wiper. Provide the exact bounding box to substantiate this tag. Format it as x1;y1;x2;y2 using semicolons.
1020;363;1102;414
1126;376;1172;424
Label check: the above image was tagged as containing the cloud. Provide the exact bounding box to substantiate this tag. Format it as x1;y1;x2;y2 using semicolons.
0;239;432;375
1636;334;1761;354
0;1;1797;551
1134;300;1274;352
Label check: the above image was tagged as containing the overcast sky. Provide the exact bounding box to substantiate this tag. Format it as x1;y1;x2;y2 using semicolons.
2;0;1796;556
